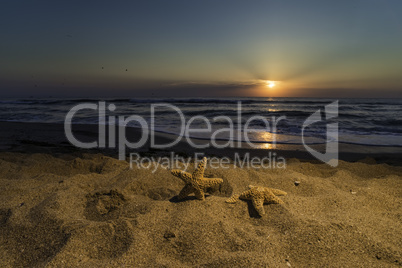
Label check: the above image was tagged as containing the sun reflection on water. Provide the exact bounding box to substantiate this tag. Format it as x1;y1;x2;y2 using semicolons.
247;131;277;149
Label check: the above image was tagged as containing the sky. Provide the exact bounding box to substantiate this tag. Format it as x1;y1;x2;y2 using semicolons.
1;0;402;98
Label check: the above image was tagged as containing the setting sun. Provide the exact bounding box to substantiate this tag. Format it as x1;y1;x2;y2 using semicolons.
266;81;276;88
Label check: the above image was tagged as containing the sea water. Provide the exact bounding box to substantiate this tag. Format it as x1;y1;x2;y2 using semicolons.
0;97;401;147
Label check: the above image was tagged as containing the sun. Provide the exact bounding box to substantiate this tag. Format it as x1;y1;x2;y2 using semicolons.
266;81;276;88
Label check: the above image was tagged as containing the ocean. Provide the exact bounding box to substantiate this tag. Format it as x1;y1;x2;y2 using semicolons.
0;97;401;147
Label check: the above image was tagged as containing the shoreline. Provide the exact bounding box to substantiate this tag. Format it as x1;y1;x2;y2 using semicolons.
1;121;402;165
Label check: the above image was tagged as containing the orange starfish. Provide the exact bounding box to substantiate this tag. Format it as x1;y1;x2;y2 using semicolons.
171;157;223;201
226;185;287;216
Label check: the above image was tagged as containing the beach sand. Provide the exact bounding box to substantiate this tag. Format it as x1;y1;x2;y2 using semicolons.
0;122;401;267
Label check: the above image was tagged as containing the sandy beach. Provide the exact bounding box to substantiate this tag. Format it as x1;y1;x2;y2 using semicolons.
0;122;401;267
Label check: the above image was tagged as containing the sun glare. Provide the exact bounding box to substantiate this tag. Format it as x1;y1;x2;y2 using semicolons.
266;81;276;88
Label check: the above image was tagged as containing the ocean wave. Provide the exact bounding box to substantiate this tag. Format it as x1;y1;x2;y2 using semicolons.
1;97;401;146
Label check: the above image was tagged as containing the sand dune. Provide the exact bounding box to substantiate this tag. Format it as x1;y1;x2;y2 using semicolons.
0;152;401;267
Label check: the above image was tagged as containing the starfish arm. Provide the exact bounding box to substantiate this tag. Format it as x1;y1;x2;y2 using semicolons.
238;189;255;201
225;194;240;203
270;188;287;196
199;178;223;188
171;170;193;183
194;188;205;201
177;184;195;200
252;198;266;216
192;157;207;179
264;190;284;204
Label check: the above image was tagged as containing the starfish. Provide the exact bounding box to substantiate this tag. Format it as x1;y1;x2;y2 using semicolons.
226;185;287;216
171;157;223;201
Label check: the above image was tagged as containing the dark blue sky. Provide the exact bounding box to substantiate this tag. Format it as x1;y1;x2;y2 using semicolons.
1;0;402;97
